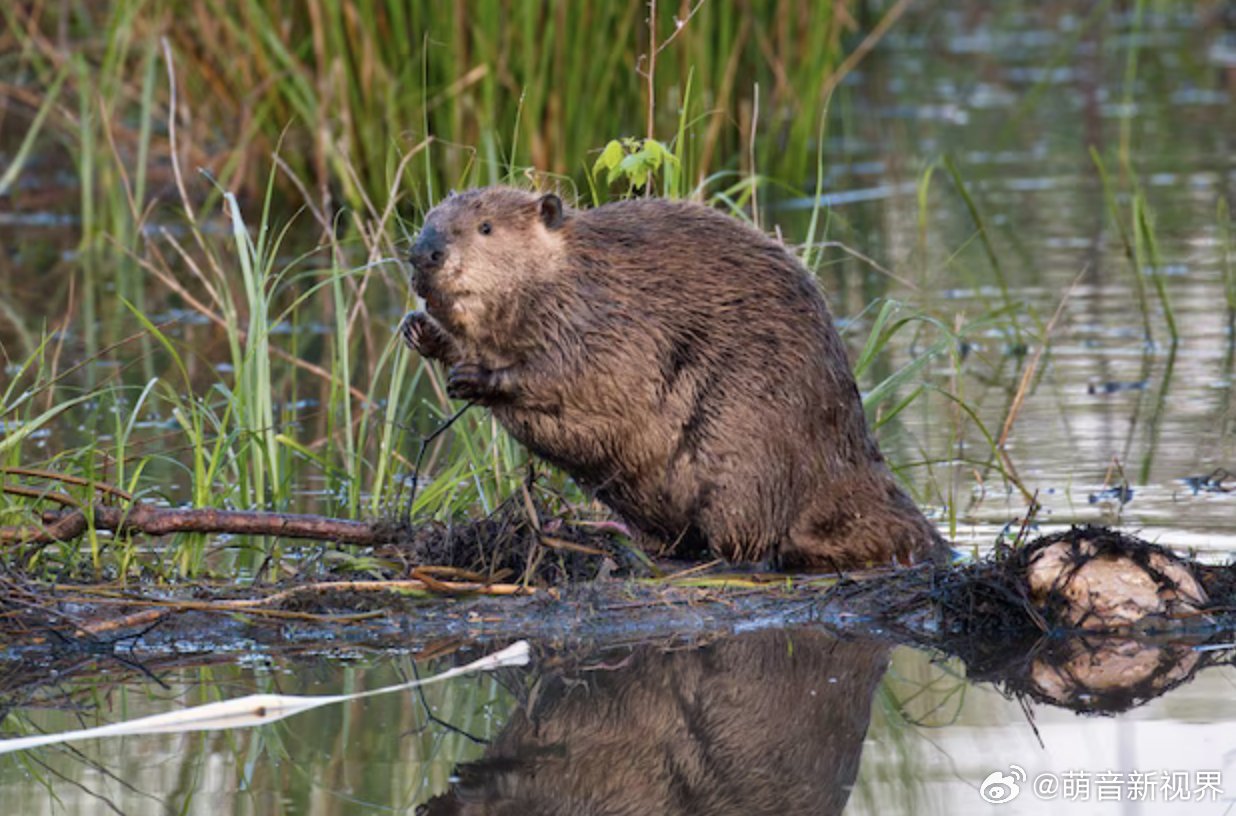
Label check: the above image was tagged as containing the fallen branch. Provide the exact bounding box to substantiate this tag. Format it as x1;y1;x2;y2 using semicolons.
0;502;400;546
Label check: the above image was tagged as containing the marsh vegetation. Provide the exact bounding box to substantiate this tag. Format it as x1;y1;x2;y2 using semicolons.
2;0;1232;582
1;1;1235;813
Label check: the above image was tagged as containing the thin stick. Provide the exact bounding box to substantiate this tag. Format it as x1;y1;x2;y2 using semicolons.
0;467;135;503
0;484;78;508
813;241;918;290
646;0;657;144
749;82;759;227
61;579;535;636
402;402;473;525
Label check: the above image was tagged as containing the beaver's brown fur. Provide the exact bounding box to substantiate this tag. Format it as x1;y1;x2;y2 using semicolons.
401;186;948;570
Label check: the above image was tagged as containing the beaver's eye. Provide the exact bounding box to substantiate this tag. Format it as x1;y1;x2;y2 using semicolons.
478;221;493;236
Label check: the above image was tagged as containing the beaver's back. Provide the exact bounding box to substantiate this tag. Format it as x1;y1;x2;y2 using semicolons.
490;196;936;567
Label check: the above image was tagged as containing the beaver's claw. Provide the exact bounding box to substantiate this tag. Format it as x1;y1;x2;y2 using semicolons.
399;311;451;361
446;363;497;402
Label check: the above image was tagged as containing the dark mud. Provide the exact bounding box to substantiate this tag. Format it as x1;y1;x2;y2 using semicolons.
2;524;1235;724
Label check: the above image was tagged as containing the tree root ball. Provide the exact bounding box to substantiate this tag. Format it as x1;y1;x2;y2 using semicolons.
1023;529;1208;630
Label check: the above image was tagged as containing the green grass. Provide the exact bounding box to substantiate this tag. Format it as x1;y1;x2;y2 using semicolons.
0;142;1042;582
2;1;855;208
0;1;1223;582
0;0;869;581
0;148;587;579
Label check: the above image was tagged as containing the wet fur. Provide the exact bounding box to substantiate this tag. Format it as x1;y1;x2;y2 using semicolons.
403;187;947;569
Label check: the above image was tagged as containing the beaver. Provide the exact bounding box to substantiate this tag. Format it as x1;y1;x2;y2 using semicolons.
400;186;948;570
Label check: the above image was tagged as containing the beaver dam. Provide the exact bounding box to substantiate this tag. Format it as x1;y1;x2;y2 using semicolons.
3;510;1234;672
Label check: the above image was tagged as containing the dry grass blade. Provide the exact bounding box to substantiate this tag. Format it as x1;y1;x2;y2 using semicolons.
997;269;1083;448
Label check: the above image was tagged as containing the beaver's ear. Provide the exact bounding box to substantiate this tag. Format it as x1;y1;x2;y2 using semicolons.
537;194;564;230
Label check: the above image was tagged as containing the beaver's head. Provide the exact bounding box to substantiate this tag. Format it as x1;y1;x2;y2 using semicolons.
408;187;568;337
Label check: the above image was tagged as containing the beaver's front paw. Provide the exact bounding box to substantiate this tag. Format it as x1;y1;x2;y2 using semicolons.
448;363;504;403
399;311;450;361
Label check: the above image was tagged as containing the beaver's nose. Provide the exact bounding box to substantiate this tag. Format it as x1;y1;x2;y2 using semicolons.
408;225;446;274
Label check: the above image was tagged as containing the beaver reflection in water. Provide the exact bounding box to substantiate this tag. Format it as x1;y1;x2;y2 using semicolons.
419;629;888;816
401;187;948;570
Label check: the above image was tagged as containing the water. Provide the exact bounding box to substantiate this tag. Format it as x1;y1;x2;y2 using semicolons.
3;629;1234;814
813;3;1236;557
3;3;1236;814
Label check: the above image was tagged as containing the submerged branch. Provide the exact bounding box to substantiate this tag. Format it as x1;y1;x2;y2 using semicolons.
55;578;535;637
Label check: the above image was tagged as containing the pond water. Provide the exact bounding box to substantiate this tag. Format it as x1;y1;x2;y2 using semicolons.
3;3;1236;814
811;4;1236;558
3;628;1235;815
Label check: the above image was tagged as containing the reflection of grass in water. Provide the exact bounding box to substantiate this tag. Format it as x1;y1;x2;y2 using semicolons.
0;656;515;812
1221;198;1235;318
847;293;1034;541
851;647;973;815
1090;143;1185;489
847;156;1085;544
